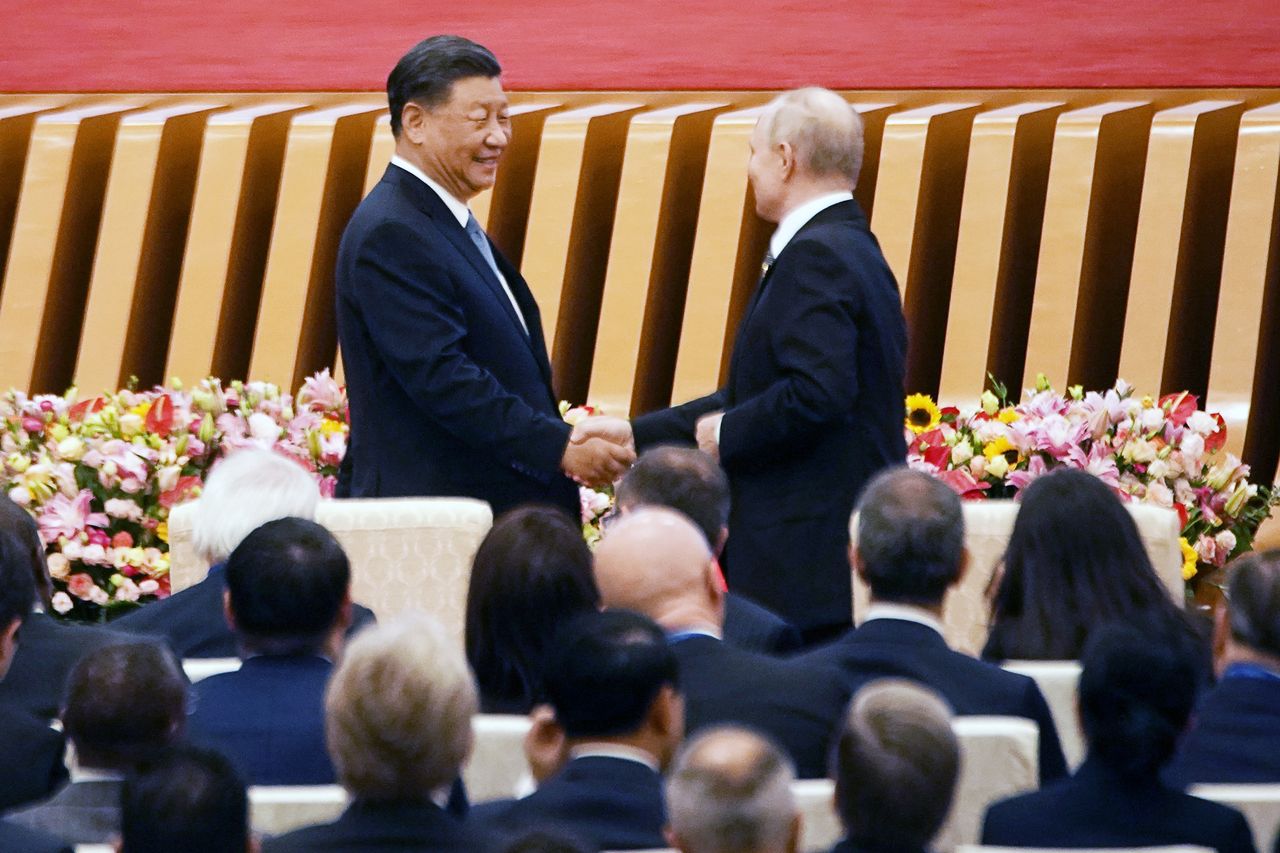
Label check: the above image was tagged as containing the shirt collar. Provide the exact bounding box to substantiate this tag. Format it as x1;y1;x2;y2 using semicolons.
70;766;126;784
568;743;660;773
667;625;722;643
390;155;470;228
768;191;853;259
863;602;945;638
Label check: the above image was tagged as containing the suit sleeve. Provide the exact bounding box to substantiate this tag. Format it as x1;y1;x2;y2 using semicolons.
717;239;863;468
351;220;571;479
632;390;727;451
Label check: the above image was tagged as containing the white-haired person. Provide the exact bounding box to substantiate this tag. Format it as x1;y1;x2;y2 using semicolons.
114;447;375;657
666;726;800;853
262;614;497;852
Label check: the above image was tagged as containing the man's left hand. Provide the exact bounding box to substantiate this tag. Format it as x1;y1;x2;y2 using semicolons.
696;412;724;461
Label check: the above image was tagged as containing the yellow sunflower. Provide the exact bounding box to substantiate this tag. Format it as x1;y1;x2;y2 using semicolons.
905;394;941;434
1179;537;1198;581
983;435;1015;460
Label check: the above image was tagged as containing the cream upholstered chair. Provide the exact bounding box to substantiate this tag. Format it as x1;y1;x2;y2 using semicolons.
249;785;349;835
1001;660;1084;769
852;501;1184;655
182;657;242;683
793;778;841;852
936;716;1040;852
1190;784;1280;852
465;714;534;803
167;496;492;644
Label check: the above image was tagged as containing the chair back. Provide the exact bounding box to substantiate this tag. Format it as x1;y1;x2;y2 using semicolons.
182;657;242;683
465;714;534;803
1190;783;1280;853
1001;660;1083;769
248;784;349;835
938;716;1040;851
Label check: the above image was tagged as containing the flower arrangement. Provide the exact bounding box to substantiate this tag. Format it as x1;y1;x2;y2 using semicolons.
1;371;349;622
905;375;1278;587
559;401;615;546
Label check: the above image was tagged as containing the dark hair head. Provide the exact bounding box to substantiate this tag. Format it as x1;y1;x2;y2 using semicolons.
856;467;964;606
465;505;599;713
63;642;186;770
985;467;1189;661
1225;548;1280;659
121;745;248;853
0;492;50;608
1078;623;1197;777
543;609;679;739
615;447;729;548
225;517;350;656
0;527;38;638
387;34;501;137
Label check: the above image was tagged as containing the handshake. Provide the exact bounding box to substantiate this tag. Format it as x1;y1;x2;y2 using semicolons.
560;416;635;488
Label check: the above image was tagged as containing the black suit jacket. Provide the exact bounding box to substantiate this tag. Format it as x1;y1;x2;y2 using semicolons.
112;563;375;658
799;618;1068;783
0;820;71;853
334;164;577;517
0;705;66;812
982;757;1257;853
723;592;802;655
1165;669;1280;786
673;634;850;778
474;755;666;850
633;200;907;630
263;799;496;853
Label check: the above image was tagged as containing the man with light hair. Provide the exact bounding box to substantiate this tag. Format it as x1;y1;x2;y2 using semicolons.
666;726;800;853
115;448;374;657
629;87;908;647
831;679;958;853
263;613;493;851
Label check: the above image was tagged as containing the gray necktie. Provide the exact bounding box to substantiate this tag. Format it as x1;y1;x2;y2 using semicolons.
465;213;503;284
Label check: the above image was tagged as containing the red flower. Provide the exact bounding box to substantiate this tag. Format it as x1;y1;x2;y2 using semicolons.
111;531;134;549
67;573;96;600
1204;413;1228;453
145;394;175;436
1159;392;1198;428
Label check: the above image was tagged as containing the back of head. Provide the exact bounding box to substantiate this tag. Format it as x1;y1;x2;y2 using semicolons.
593;507;718;623
543;609;679;740
64;642;187;770
1079;623;1197;777
192;448;320;564
762;87;864;185
988;467;1174;660
615;447;729;548
465;504;599;712
0;525;38;637
856;467;964;606
121;745;248;853
326;613;477;801
387;34;501;137
834;679;957;849
0;492;48;609
1225;548;1280;660
225;516;350;656
667;727;797;853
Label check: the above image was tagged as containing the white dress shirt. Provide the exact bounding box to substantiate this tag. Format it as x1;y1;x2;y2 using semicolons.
567;743;660;773
862;602;946;638
768;190;855;260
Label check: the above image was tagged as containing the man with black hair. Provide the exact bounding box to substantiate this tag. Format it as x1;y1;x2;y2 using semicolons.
799;466;1067;783
475;609;682;850
186;516;351;785
121;745;254;853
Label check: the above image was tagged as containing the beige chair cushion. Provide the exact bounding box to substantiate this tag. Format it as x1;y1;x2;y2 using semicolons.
1001;660;1084;769
465;714;534;804
852;500;1183;655
182;657;242;683
793;778;841;852
1190;784;1280;853
938;716;1041;852
248;785;348;836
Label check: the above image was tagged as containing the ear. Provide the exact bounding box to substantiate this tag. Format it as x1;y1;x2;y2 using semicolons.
777;140;797;178
651;684;682;739
1211;597;1230;673
665;827;682;850
714;526;729;558
953;546;971;587
852;545;867;579
222;588;237;631
399;101;429;144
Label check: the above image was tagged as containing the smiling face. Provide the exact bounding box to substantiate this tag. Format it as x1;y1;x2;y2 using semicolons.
401;75;511;202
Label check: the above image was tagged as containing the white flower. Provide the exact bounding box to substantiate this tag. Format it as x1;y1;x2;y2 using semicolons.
51;592;74;614
980;390;1000;416
156;464;181;493
103;498;144;521
88;586;110;606
986;454;1010;479
968;456;987;478
1138;407;1165;433
1180;433;1205;466
138;579;160;595
81;544;108;565
248;412;281;445
1144;481;1174;507
113;578;141;603
118;413;145;436
1147;458;1169;481
950;441;974;465
1214;530;1238;555
1122;439;1158;465
1185;411;1217;436
46;553;70;579
55;437;86;461
60;540;83;560
6;485;31;506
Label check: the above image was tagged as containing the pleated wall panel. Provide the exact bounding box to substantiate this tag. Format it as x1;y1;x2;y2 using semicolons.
0;103;57;291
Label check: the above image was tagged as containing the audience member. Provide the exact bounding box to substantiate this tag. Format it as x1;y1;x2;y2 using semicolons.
594;508;849;778
983;468;1210;678
114;448;374;657
982;624;1256;853
120;745;254;853
666;726;800;853
799;466;1068;782
186;517;351;784
1167;549;1280;785
831;680;958;853
465;505;600;714
616;447;802;653
6;642;186;845
264;614;493;852
474;609;681;850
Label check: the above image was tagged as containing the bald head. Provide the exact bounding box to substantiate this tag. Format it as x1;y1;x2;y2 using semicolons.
761;87;863;185
594;507;720;627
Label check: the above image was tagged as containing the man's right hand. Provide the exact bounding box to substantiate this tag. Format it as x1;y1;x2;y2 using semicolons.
562;433;635;488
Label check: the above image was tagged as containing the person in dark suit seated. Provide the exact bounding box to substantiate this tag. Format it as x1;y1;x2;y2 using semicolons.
666;727;800;853
615;447;803;655
474;610;681;850
120;745;252;853
187;517;352;785
264;615;495;852
799;467;1068;783
983;468;1211;681
1167;548;1280;786
830;680;959;853
114;448;375;659
6;642;187;846
466;505;600;715
594;508;850;779
982;624;1256;853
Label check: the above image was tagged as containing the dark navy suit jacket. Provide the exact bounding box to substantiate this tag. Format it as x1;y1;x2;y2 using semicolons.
334;163;577;517
0;819;71;853
633;200;907;631
0;705;67;812
474;755;666;850
799;617;1068;783
723;592;802;654
263;799;496;853
1165;667;1280;786
982;757;1257;853
187;655;334;785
